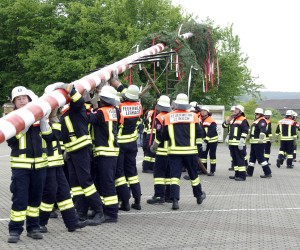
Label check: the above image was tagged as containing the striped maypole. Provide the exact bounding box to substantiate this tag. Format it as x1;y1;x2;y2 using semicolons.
0;43;166;144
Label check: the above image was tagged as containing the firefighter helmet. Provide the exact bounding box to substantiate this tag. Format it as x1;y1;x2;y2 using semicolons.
255;108;264;114
100;85;117;106
157;95;171;107
122;85;139;101
11;86;30;102
230;106;236;111
236;105;244;113
174;93;189;105
264;110;272;116
201;105;210;112
286;110;294;116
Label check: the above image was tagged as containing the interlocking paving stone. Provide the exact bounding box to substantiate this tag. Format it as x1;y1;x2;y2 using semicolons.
0;142;300;249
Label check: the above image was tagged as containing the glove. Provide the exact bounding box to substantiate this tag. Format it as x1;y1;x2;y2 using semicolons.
44;82;64;94
294;137;298;146
46;82;73;94
275;134;279;143
82;90;92;102
225;134;229;144
90;92;100;109
238;138;245;150
258;133;265;144
150;141;159;153
109;69;118;83
202;141;207;152
40;117;50;132
49;107;60;124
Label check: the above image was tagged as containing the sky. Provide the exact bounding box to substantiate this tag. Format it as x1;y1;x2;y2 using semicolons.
172;0;300;92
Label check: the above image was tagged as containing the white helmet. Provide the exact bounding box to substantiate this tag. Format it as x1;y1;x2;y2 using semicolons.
123;85;139;101
255;108;264;114
264;110;272;116
293;112;298;117
201;105;210;112
236;105;244;113
174;93;189;105
27;90;38;101
100;86;118;106
157;95;171;107
286;110;294;116
230;106;236;111
190;101;198;107
11;86;30;102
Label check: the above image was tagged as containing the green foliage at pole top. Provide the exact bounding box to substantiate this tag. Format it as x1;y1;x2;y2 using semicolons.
133;22;215;101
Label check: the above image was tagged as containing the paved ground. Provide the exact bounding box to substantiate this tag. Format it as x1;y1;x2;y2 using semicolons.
1;142;300;249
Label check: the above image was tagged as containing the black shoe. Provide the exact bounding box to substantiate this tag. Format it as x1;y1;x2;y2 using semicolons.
229;176;236;179
197;192;206;204
183;175;191;180
87;212;105;226
260;174;272;178
293;159;297;162
8;233;20;243
68;220;88;232
246;173;252;177
131;203;141;210
172;199;179;210
276;159;281;168
103;215;118;223
287;165;294;169
27;230;43;239
50;211;58;218
207;172;214;176
119;201;130;211
268;162;271;165
235;177;245;181
147;196;165;204
142;169;153;173
228;167;234;171
39;226;48;233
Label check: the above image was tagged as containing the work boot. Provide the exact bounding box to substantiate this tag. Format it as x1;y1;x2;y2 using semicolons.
260;174;272;178
276;159;281;168
147;196;165;204
39;226;48;233
228;167;234;171
27;229;43;239
235;177;245;181
172;199;179;210
197;192;206;204
287;165;294;169
119;200;130;211
68;220;88;232
207;172;214;176
131;198;141;210
87;209;96;219
87;212;105;226
229;176;236;179
7;233;20;243
103;215;118;223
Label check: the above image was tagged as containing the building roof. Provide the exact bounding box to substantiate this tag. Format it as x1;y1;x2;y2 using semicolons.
259;99;300;110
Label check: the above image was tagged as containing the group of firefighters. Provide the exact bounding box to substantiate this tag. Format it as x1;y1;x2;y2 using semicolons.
4;76;298;244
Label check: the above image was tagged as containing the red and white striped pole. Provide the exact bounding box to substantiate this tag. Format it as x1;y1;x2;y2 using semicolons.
0;43;166;144
0;32;194;144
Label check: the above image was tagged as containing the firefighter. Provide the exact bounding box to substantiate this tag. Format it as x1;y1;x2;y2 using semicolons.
39;106;87;232
147;95;172;204
88;86;120;222
246;108;272;178
154;93;206;210
264;110;273;163
222;106;236;171
227;105;249;181
142;107;156;173
292;111;299;163
200;105;218;176
7;86;51;243
110;81;143;210
50;82;105;225
275;110;298;168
